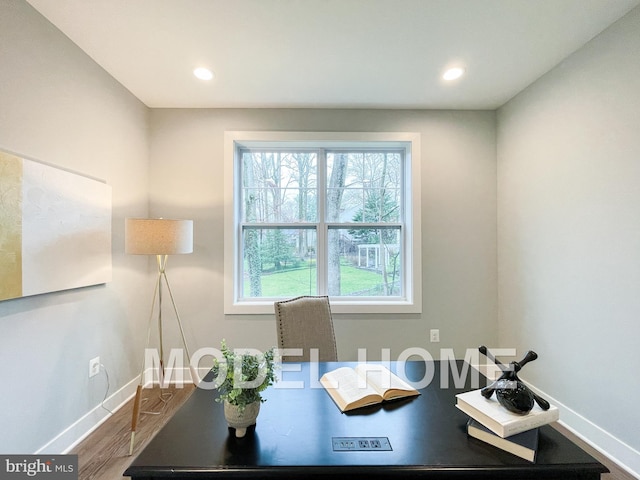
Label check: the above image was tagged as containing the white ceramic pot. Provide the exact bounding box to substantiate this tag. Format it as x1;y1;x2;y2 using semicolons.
223;400;260;438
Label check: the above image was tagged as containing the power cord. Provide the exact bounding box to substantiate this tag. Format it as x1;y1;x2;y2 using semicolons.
98;362;174;416
97;363;175;416
99;363;114;415
141;384;174;415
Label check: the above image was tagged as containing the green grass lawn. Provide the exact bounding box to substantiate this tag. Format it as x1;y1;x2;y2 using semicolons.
244;263;386;297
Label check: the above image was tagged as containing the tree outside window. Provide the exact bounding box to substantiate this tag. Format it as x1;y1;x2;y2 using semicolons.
239;147;404;300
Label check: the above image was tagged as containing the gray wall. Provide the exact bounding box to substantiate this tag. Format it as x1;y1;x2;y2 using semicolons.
148;108;498;362
0;0;150;453
497;6;640;474
0;1;499;452
9;0;639;472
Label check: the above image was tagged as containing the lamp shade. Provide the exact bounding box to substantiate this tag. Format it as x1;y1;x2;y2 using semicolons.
125;218;193;255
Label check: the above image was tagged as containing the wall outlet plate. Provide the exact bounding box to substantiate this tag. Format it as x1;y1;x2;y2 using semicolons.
89;357;100;378
430;329;440;342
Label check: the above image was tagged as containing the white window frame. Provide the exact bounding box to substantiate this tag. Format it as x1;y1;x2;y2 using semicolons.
223;131;421;315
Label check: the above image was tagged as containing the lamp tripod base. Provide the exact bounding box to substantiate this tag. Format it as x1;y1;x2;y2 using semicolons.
128;259;197;456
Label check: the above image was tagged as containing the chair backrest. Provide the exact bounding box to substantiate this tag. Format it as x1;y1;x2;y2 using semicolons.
274;295;338;362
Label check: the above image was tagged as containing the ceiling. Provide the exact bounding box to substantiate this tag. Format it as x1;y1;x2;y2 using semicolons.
26;0;640;110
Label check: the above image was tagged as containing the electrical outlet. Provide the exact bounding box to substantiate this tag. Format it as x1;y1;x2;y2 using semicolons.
430;329;440;343
89;357;100;378
332;437;392;451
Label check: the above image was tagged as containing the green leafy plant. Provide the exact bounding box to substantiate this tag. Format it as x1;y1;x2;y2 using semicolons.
211;340;277;412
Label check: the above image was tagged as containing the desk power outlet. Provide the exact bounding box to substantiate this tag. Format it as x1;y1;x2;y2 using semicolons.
332;437;392;451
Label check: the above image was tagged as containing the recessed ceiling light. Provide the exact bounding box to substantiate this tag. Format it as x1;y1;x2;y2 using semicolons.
193;67;214;81
443;67;465;81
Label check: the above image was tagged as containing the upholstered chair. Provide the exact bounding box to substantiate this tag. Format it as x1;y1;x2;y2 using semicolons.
274;295;338;362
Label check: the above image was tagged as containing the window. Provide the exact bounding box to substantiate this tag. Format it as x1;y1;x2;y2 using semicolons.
224;132;421;314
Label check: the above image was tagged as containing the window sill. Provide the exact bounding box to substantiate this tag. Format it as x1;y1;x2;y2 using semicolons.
224;299;422;315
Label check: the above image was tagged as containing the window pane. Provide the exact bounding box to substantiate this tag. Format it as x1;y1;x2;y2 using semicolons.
326;151;402;223
241;227;317;298
241;151;317;223
327;227;402;297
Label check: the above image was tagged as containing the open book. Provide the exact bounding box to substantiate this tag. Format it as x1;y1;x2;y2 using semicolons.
320;364;420;412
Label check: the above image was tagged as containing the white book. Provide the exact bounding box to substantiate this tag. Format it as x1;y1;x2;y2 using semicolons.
456;389;559;438
320;364;420;412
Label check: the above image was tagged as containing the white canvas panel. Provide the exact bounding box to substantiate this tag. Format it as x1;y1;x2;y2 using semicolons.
21;159;111;297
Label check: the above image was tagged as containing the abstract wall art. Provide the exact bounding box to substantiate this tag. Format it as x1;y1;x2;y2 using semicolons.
0;150;112;301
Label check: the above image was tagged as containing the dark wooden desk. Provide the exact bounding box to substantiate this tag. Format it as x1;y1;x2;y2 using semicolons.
125;361;608;479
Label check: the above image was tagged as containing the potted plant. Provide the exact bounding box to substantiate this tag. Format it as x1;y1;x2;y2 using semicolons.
211;340;277;437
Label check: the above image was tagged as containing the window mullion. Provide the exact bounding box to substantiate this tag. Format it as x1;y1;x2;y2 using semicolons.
317;148;328;295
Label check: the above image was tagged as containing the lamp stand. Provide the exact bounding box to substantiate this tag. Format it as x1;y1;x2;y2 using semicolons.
129;255;199;455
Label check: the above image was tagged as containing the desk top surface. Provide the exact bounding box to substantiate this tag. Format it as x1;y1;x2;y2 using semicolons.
125;361;607;479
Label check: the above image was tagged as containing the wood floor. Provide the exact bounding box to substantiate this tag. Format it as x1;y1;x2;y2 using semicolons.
71;384;195;480
549;423;636;480
72;385;635;480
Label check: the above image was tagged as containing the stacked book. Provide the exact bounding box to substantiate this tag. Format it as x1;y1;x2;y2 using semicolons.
455;389;559;462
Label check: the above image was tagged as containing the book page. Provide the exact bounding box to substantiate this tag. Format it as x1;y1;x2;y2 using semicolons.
320;367;382;411
354;364;419;400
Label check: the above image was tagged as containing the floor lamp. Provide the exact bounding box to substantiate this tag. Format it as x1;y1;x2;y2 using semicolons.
125;218;198;455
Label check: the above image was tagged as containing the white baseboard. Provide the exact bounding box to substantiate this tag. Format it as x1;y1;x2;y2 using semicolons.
469;363;639;479
528;384;640;480
35;374;140;454
35;367;208;455
469;362;502;381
